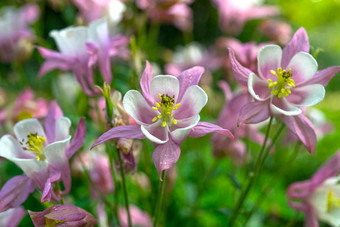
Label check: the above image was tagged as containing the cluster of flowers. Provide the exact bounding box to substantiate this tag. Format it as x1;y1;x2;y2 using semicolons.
0;0;339;226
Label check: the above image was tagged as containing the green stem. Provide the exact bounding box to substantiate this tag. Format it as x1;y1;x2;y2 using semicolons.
228;117;274;226
106;144;120;227
153;171;166;227
117;149;132;227
243;142;301;225
54;182;64;205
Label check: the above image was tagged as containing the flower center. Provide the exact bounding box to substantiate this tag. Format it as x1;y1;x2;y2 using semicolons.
327;190;340;212
20;132;46;161
152;94;181;127
267;67;295;98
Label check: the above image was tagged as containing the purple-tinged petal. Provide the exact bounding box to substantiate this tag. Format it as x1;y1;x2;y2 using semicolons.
271;97;302;116
188;122;234;139
287;52;318;84
302;66;340;87
152;140;181;177
150;75;180;103
311;151;340;188
248;73;271;101
228;48;252;87
0;207;26;227
238;101;270;124
281;114;316;154
41;170;61;203
13;118;46;143
173;85;208;120
140;61;154;105
304;205;319;227
170;115;200;144
45;101;63;144
0;175;35;212
281;27;309;69
246;6;280;20
86;42;99;68
141;121;169;144
218;81;232;102
258;45;282;80
176;66;204;101
123;90;157;125
21;3;40;23
286;84;325;107
66;117;86;159
98;51;112;84
91;125;145;149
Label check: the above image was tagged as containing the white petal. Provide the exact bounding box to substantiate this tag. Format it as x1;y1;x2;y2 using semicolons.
107;0;126;25
170;115;200;144
258;45;282;80
0;135;34;160
50;26;88;57
248;72;271;101
55;117;71;141
45;136;71;166
287;52;318;84
123;90;158;125
150;75;180;103
88;18;109;45
270;97;302;116
141;121;169;144
173;85;207;119
14;119;46;143
287;84;325;107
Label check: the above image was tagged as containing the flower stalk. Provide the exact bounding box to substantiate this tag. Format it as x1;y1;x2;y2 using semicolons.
228;116;274;226
153;170;166;227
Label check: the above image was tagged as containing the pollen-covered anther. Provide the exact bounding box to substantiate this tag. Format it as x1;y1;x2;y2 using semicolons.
21;132;46;161
268;67;295;98
152;93;180;127
327;190;340;211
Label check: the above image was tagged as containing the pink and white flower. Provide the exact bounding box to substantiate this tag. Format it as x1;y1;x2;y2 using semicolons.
212;0;279;35
37;18;129;96
92;62;233;175
0;101;86;211
231;27;340;153
0;4;39;63
287;151;340;227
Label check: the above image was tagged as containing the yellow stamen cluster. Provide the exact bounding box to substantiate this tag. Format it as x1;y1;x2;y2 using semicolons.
152;94;181;127
327;190;340;212
20;133;46;161
268;68;295;98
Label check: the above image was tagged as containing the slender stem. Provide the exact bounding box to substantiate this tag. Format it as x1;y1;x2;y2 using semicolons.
117;149;132;227
153;170;166;227
228;117;274;226
106;144;121;227
243;142;301;225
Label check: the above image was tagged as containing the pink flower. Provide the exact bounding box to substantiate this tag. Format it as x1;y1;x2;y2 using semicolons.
118;205;152;227
259;19;293;45
231;27;340;153
37;19;129;96
287;151;340;227
212;0;279;35
0;101;86;211
72;0;126;25
0;207;26;227
29;205;96;227
212;81;266;165
92;62;233;175
0;4;39;63
136;0;193;31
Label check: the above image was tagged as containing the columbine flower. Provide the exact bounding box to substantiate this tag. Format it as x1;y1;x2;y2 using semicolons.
231;27;340;153
37;18;129;96
212;81;266;165
72;0;126;26
92;62;233;175
0;4;39;63
287;151;340;227
136;0;193;31
212;0;279;35
29;205;96;227
0;101;86;211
